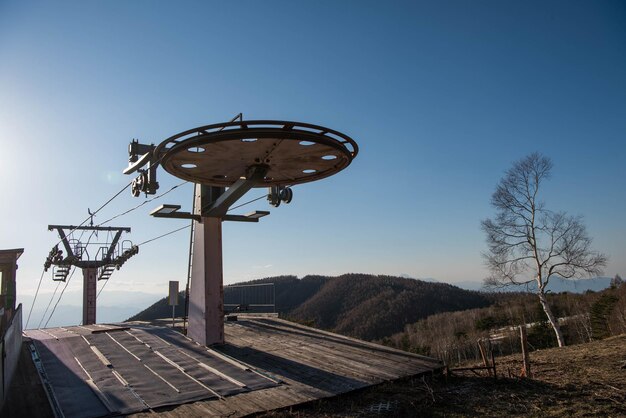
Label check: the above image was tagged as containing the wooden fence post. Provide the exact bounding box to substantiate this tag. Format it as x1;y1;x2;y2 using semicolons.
489;339;497;378
477;339;490;376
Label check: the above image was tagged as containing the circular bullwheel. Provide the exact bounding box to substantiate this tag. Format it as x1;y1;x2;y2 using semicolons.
156;120;358;187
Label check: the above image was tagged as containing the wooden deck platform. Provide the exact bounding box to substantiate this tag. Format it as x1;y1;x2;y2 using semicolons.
8;316;442;418
130;316;443;417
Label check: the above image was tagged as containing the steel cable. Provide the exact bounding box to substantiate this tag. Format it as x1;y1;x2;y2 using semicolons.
98;180;188;226
37;279;61;329
24;269;46;329
43;267;77;328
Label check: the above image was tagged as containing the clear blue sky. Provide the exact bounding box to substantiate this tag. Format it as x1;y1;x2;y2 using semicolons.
1;1;624;302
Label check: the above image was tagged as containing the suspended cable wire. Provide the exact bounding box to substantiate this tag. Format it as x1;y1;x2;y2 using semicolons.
95;182;189;300
134;192;267;248
137;225;191;247
25;269;47;329
40;176;164;316
47;113;243;315
96;276;109;300
227;194;269;212
93;181;133;214
98;180;189;226
28;224;91;330
133;193;267;250
76;112;242;233
43;267;77;328
37;279;62;329
52;182;132;248
51;113;243;248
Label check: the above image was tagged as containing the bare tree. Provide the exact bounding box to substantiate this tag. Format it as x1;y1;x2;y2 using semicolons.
611;274;623;288
481;153;607;347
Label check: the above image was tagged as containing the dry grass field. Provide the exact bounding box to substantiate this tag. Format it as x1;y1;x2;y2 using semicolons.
257;334;626;417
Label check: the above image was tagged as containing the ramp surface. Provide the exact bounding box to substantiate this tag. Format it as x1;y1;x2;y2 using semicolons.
131;316;444;417
25;324;278;417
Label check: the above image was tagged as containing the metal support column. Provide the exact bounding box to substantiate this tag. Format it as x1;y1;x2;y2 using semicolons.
187;186;225;345
82;267;97;325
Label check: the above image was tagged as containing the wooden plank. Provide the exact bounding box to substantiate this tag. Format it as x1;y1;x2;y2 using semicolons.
266;385;318;405
218;348;334;398
272;336;412;379
243;318;442;368
225;394;277;414
232;319;424;370
197;362;246;387
266;317;442;364
229;320;432;378
223;332;408;386
193;398;233;416
268;343;387;383
90;345;112;367
125;317;443;417
319;339;434;370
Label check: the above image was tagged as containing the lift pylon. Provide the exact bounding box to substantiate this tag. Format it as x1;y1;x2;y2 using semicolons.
123;118;358;346
45;225;137;325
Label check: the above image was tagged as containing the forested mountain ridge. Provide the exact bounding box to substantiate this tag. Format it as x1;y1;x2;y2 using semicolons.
127;273;492;340
287;274;491;340
383;282;626;363
126;274;328;322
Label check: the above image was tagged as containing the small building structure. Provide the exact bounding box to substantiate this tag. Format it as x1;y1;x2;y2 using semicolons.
0;248;24;411
0;248;23;324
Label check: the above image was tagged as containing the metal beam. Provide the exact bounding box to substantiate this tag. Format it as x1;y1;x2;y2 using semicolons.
105;230;124;261
150;204;181;215
122;152;151;175
202;165;268;218
151;212;201;221
222;215;259;223
54;228;75;259
150;205;201;221
48;225;131;232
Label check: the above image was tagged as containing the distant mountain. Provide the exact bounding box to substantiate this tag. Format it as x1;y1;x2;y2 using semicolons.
126;275;328;322
452;281;486;291
544;277;613;293
287;274;491;340
128;274;492;341
453;277;613;293
399;274;438;282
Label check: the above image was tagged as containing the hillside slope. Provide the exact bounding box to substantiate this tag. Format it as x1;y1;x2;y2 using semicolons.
257;334;626;417
127;274;491;340
288;274;491;340
127;275;327;322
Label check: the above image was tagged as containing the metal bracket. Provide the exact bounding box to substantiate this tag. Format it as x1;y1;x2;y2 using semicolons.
123;140;159;196
223;211;270;223
202;165;268;218
150;204;201;221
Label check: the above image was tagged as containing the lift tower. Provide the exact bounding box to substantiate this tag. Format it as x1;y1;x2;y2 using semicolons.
123;117;358;346
45;225;137;325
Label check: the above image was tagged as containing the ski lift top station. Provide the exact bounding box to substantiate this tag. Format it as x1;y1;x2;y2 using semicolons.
124;117;358;346
16;118;441;417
